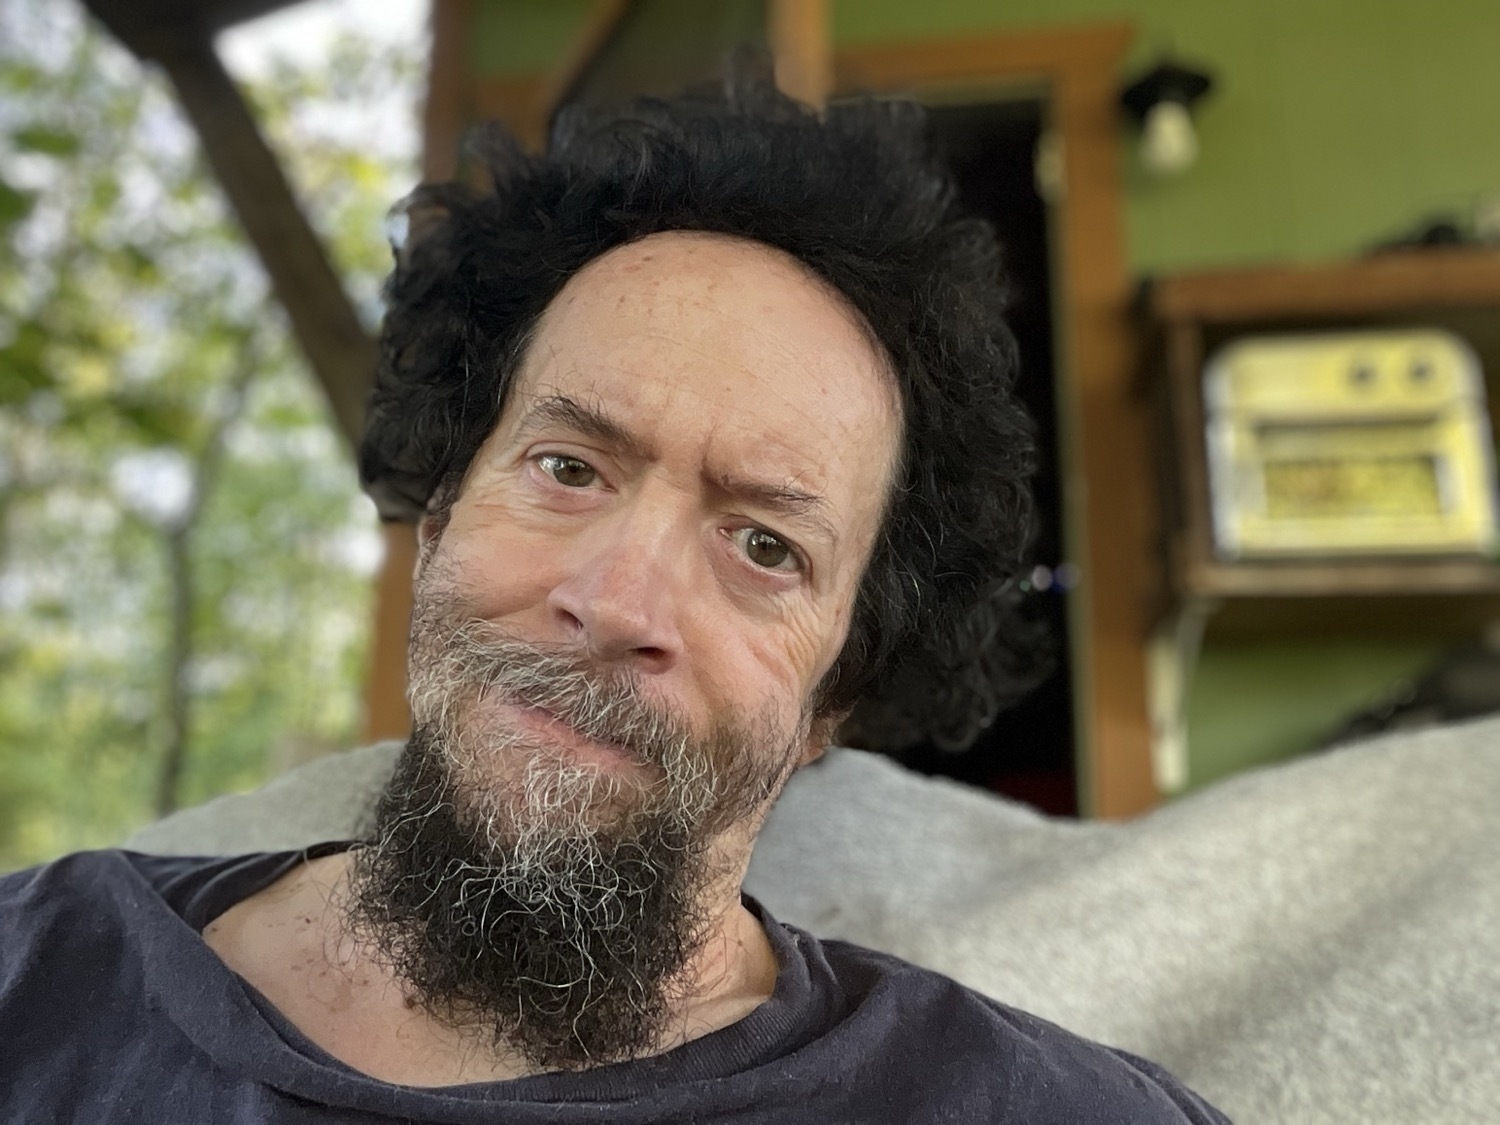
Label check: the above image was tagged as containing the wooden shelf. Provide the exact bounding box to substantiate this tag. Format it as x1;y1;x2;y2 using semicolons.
1145;248;1500;634
1202;592;1500;642
1149;246;1500;325
1180;555;1500;600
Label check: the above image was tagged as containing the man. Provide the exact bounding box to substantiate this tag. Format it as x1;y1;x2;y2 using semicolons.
1;79;1227;1122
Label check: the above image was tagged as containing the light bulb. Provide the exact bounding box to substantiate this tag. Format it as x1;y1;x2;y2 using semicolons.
1141;99;1199;176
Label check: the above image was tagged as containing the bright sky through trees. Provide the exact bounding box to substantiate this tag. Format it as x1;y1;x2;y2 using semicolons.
0;0;425;870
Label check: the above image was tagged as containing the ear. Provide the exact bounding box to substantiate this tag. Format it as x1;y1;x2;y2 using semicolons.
797;710;847;768
797;739;828;768
413;512;446;579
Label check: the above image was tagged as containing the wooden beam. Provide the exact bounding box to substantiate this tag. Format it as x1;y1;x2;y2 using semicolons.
536;0;636;127
92;10;413;746
836;23;1131;90
152;35;376;450
768;0;832;106
1051;46;1157;819
422;0;473;182
81;0;301;60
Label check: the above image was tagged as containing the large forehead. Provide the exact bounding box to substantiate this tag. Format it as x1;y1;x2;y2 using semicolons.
529;231;887;371
511;231;902;479
546;228;853;306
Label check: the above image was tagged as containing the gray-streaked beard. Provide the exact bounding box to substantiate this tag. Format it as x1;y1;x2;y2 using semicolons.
345;601;804;1073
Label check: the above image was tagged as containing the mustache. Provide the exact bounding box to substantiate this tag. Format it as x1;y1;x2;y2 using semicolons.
410;616;699;770
406;599;809;830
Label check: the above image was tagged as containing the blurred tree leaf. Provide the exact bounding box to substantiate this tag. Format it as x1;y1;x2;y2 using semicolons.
109;391;200;446
0;59;44;92
115;243;159;282
0;321;55;399
11;124;80;156
0;177;36;228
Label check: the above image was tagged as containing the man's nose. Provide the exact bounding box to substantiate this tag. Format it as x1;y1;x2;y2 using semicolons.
545;507;689;672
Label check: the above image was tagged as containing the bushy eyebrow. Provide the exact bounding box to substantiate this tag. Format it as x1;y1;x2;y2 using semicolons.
515;392;840;550
513;393;650;460
710;473;840;550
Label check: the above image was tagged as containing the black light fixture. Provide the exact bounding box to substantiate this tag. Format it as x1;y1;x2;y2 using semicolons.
1121;59;1215;176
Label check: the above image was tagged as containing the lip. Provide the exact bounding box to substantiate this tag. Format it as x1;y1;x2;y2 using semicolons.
495;699;643;770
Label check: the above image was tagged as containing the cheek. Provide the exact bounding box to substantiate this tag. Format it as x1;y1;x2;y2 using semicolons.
703;601;846;722
423;500;564;621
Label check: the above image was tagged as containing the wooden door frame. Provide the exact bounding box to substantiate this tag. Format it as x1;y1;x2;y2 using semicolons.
836;25;1158;818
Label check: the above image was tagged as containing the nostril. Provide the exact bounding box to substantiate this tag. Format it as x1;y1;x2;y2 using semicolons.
553;605;586;639
627;645;676;676
547;562;684;666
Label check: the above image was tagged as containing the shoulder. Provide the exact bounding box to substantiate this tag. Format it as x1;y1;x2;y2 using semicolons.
0;851;317;1121
1;850;184;938
2;852;206;963
0;849;312;978
0;852;182;1024
0;848;328;1053
791;928;1229;1124
2;849;270;920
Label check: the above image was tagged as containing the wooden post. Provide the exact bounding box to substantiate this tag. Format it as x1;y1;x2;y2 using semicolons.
768;0;832;107
1051;53;1157;816
363;522;419;742
422;0;472;182
360;0;473;743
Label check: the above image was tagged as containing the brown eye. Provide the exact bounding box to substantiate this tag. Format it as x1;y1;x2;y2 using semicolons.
538;454;596;487
740;528;797;571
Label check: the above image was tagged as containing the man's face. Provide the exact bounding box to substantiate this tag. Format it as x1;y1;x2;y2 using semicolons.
418;230;900;816
348;232;900;1070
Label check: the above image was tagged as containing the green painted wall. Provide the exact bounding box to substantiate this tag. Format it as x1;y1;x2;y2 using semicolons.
471;1;593;76
837;0;1500;274
1183;640;1444;790
473;0;1500;273
468;0;1496;790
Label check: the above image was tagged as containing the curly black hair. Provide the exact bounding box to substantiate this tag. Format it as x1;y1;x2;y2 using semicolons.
361;75;1045;753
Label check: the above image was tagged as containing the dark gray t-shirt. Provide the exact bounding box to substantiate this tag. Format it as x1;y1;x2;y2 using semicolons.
0;849;1229;1123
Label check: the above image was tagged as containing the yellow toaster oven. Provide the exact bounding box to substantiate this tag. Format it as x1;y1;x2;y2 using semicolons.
1204;329;1499;558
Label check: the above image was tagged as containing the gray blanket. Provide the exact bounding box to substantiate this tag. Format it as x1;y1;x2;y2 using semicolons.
127;717;1500;1124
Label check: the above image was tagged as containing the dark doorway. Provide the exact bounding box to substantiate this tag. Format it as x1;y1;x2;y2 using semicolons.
897;98;1079;817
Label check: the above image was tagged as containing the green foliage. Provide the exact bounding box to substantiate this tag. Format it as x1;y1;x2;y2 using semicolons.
12;125;80;156
0;176;34;227
0;0;420;870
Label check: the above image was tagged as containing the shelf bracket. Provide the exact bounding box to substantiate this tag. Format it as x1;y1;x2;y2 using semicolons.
1146;596;1216;793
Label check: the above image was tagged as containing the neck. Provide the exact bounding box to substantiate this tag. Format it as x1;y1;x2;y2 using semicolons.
204;847;778;1087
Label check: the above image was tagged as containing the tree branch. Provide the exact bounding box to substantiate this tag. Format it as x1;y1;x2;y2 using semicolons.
154;341;259;816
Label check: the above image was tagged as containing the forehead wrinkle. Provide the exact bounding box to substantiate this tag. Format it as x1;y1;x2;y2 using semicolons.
614;322;882;477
